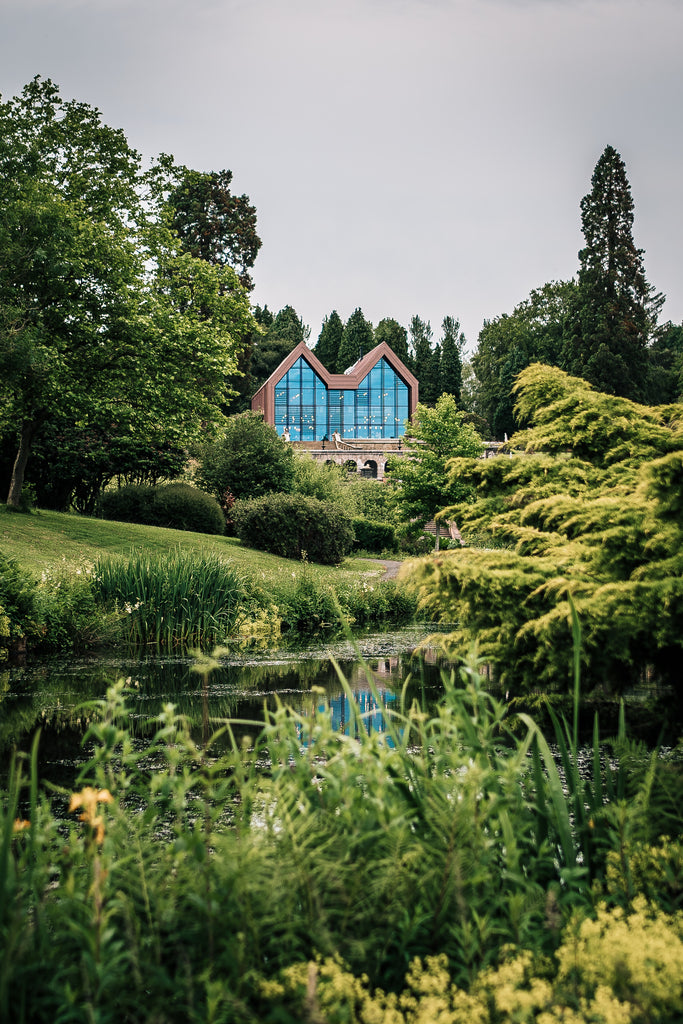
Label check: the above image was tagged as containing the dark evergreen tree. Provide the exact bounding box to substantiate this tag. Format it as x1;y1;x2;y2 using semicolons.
438;316;465;402
269;305;310;346
225;305;274;412
336;308;374;372
410;316;440;405
314;310;344;371
249;305;308;392
644;321;683;404
374;317;410;366
563;145;663;400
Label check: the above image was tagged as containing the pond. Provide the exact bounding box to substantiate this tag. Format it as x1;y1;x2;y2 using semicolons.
2;622;673;803
0;625;448;792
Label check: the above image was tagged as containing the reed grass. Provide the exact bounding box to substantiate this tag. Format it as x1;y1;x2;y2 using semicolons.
92;549;251;649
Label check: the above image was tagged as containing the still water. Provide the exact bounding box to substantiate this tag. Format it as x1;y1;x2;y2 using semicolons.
0;626;447;788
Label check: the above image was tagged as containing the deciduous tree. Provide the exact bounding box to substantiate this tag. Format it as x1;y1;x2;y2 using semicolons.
472;280;576;438
645;321;683;405
386;393;483;549
0;78;254;508
196;410;295;502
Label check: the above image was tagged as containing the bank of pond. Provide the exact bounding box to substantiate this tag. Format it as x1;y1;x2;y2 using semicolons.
1;627;682;1023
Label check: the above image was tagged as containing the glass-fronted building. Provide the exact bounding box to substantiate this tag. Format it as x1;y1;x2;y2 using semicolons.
251;341;418;442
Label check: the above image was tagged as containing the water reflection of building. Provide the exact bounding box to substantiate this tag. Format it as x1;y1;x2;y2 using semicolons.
298;685;399;747
368;658;400;679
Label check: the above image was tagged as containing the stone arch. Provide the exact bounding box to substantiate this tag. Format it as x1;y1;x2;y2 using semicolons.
361;460;378;479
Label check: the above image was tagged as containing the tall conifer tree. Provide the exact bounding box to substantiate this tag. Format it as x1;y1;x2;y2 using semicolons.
374;317;410;366
314;310;344;371
410;315;440;405
564;145;663;400
439;315;465;401
336;308;373;372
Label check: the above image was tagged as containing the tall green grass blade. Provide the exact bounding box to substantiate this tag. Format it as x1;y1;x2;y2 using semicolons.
517;714;577;869
0;755;21;922
592;712;603;811
568;594;581;754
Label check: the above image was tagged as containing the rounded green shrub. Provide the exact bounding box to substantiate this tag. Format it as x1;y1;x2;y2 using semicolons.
98;484;155;524
99;483;224;535
197;410;295;500
233;493;355;564
149;483;224;535
351;517;396;553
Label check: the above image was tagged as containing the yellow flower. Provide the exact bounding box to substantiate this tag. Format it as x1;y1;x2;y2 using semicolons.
69;787;113;844
12;819;30;834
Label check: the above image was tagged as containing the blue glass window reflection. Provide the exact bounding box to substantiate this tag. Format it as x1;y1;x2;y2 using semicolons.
275;355;408;439
357;358;408;439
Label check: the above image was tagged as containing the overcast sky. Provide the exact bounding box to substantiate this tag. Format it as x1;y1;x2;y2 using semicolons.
2;0;682;353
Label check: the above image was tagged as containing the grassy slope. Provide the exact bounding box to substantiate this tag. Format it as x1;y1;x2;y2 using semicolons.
0;506;384;589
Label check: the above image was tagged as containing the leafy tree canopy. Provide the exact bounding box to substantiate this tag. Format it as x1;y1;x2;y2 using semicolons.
0;77;255;508
404;364;683;695
386;393;483;549
645;320;683;405
196;410;295;502
472;280;577;439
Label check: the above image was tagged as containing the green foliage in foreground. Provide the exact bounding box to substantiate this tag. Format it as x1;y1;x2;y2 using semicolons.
0;529;414;654
0;552;109;660
405;364;683;694
1;651;681;1023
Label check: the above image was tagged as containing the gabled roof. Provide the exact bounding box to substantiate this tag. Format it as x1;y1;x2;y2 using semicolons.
252;340;418;399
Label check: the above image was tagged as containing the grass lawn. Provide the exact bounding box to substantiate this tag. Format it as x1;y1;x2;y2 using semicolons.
0;506;387;591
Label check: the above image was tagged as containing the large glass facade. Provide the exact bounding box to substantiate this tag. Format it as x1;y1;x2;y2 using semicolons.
275;356;408;440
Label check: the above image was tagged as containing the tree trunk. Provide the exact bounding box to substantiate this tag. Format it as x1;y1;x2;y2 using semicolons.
6;420;35;508
434;520;440;552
